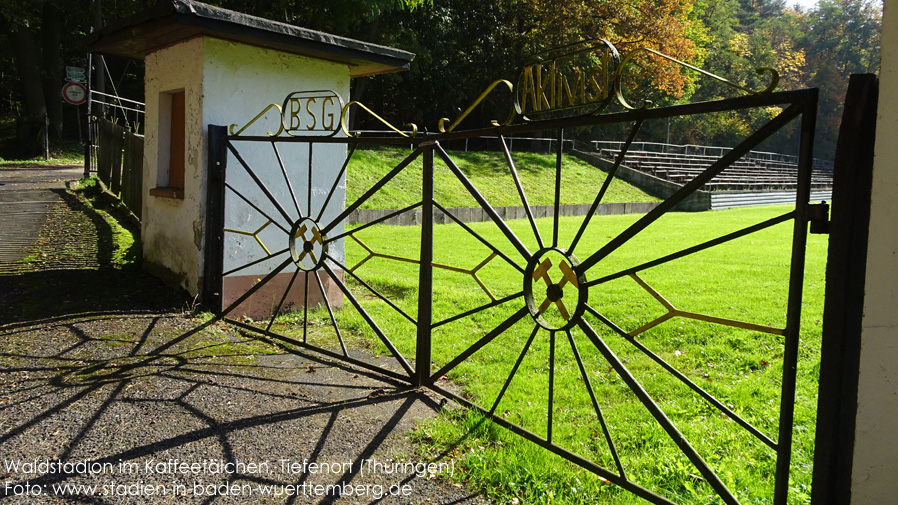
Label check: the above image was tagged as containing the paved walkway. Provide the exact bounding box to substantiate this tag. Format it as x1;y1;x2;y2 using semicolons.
0;165;85;272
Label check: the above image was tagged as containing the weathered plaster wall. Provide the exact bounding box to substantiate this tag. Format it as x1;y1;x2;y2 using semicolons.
201;39;349;317
142;36;350;305
852;2;898;503
202;38;348;281
143;37;205;293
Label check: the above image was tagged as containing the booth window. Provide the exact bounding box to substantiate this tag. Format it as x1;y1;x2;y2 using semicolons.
150;90;186;199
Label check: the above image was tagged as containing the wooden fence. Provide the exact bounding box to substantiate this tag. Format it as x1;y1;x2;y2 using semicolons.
96;118;143;220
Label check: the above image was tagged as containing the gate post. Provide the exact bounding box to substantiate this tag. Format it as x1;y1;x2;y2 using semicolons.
202;125;228;313
84;55;93;179
811;74;879;505
415;143;434;386
774;88;818;505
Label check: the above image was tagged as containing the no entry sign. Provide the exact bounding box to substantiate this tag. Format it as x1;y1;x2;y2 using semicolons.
61;82;87;105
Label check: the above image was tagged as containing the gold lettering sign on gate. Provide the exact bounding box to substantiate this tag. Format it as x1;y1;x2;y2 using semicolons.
228;40;781;138
228;90;344;137
516;39;620;118
229;89;417;138
229;103;285;136
436;39;622;133
281;90;342;136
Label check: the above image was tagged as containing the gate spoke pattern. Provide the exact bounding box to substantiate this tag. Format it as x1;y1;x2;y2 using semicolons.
429;107;808;503
220;139;421;381
215;89;817;504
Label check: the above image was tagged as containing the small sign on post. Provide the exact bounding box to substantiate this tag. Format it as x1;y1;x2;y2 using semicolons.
62;82;87;105
65;66;86;83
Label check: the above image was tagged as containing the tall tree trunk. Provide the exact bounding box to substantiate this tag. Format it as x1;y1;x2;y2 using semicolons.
41;1;63;139
10;25;47;149
92;0;106;116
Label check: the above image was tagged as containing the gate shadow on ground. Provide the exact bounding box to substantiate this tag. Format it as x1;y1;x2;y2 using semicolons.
0;179;489;503
0;268;183;327
0;308;488;504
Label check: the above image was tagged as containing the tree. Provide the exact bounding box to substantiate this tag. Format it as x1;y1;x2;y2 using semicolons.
0;0;429;151
1;1;64;149
350;0;705;134
355;0;526;131
515;0;703;100
0;0;113;152
659;0;811;151
801;0;881;158
0;0;881;161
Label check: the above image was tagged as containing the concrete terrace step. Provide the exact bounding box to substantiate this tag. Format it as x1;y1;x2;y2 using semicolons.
346;201;662;226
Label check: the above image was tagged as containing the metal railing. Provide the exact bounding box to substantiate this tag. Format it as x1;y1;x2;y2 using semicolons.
592;140;833;171
86;91;145;179
89;90;145;132
94;118;143;220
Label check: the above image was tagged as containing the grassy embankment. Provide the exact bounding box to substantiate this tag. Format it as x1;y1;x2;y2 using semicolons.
345;147;659;209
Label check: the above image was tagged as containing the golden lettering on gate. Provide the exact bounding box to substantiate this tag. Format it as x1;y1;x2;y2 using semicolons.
556;69;577;108
289;97;303;130
516;39;620;117
321;97;335;130
229;90;417;138
587;64;605;103
521;67;537;114
280;90;344;137
538;61;553;111
305;97;317;130
519;60;609;113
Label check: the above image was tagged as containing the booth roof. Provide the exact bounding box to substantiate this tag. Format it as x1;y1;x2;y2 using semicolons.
87;0;415;77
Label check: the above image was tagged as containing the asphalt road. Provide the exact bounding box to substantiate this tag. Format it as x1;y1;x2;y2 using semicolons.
0;165;85;270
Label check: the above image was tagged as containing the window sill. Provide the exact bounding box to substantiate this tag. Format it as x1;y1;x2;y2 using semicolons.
149;187;185;200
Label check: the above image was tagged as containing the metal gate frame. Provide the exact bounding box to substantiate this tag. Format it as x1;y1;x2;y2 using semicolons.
204;87;820;505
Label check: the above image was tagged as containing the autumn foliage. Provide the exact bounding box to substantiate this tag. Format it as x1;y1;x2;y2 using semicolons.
0;0;884;158
518;0;702;98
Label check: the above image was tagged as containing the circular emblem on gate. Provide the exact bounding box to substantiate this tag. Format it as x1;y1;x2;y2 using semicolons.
524;248;588;331
289;218;327;271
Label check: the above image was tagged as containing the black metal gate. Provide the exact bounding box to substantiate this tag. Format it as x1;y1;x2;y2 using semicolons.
205;83;819;504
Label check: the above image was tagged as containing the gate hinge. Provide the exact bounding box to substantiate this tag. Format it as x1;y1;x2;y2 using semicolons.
808;201;830;234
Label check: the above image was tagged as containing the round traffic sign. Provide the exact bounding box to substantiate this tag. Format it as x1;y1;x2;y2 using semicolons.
62;82;87;105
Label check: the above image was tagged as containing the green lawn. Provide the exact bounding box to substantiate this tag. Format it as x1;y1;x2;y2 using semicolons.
346;147;659;209
266;204;825;505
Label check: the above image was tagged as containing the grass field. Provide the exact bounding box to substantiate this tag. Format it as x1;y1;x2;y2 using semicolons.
267;204;825;505
346;147;659;209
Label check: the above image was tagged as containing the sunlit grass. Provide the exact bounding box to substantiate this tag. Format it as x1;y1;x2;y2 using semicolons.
347;147;659;209
290;204;826;505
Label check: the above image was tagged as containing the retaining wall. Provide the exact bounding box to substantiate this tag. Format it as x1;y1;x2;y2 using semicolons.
711;190;833;209
346;202;661;226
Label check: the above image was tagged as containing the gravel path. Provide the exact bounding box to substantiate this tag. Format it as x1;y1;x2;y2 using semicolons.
0;167;491;504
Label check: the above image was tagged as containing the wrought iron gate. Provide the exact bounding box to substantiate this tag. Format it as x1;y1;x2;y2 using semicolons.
205;82;819;504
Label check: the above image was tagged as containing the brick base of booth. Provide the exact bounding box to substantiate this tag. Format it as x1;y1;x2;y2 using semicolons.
220;269;344;321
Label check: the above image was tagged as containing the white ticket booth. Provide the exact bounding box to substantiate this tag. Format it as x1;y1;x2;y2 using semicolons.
88;0;414;317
